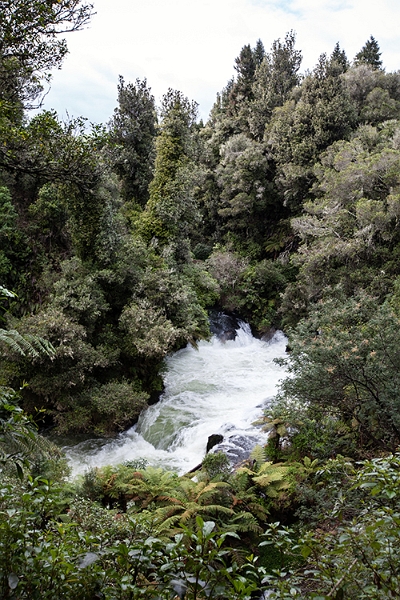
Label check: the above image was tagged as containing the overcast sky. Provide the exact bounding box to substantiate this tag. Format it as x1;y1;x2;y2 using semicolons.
40;0;400;125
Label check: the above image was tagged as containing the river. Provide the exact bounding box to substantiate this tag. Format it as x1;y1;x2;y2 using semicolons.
63;319;288;477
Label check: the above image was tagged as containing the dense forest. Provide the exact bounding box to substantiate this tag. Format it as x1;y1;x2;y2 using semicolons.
2;0;400;597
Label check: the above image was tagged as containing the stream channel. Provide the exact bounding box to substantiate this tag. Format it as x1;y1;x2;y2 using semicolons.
62;315;288;477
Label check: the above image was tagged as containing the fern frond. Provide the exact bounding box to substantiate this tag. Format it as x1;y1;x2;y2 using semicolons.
253;472;290;487
156;494;182;505
256;461;275;473
155;513;182;536
230;511;263;534
197;504;234;517
0;412;54;477
258;481;290;498
250;444;267;467
0;329;55;358
236;466;254;476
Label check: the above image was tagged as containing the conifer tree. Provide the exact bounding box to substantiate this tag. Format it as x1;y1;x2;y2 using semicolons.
109;77;157;205
234;45;257;94
253;38;266;67
140;90;200;252
330;42;349;73
250;31;302;140
354;35;383;70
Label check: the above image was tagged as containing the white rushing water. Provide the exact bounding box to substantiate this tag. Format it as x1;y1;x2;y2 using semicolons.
64;323;288;477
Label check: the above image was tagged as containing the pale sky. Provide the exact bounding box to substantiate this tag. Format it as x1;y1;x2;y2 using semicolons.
40;0;400;125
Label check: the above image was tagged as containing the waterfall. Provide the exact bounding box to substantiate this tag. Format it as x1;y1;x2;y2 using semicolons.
63;320;288;477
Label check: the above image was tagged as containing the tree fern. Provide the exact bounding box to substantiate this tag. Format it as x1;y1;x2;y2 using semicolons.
237;451;294;500
151;478;234;536
0;286;57;477
0;328;55;358
250;444;267;468
89;464;180;508
155;501;234;537
228;511;263;535
125;466;180;507
0;388;53;478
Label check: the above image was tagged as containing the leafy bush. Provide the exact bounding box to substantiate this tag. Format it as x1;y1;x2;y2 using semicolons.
275;289;400;455
265;453;400;599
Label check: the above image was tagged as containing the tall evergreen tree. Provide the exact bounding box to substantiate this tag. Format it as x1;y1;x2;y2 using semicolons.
267;51;357;210
330;42;349;73
250;31;302;140
253;38;266;67
354;35;383;70
140;90;201;253
234;44;257;99
109;77;157;206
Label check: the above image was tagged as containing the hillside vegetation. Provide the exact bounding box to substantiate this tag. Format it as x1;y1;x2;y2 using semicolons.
2;2;400;597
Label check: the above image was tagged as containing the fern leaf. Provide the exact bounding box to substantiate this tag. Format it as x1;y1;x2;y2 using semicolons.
0;329;55;358
250;444;267;466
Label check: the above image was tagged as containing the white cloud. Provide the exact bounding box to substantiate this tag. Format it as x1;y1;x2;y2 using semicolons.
40;0;400;125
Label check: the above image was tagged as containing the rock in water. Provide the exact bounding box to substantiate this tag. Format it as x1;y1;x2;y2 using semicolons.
209;310;242;342
206;434;224;453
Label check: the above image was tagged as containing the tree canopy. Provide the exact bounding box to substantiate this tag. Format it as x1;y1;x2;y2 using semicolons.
0;0;94;107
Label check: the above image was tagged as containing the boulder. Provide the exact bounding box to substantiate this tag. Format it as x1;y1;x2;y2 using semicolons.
206;433;224;453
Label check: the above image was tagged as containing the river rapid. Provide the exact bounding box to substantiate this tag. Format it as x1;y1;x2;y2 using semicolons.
63;320;288;477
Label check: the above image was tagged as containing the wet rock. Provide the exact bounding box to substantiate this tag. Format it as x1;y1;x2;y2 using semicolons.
206;433;224;453
260;327;277;342
209;434;263;467
209;310;242;342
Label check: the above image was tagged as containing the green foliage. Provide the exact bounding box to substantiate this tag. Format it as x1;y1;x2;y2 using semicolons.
153;478;234;535
1;221;215;435
0;0;94;108
0;111;103;193
28;183;70;255
237;259;290;331
89;380;148;436
206;248;249;312
78;463;179;510
249;31;302;140
233;44;258;102
281;123;400;324
4;29;400;599
354;35;383;70
109;76;157;205
266;453;400;598
0;327;54;359
0;287;60;478
267;51;357;210
330;42;349;74
276;290;400;454
236;447;294;504
0;186;18;278
51;257;111;330
66;172;123;263
76;460;270;549
181;261;220;309
141;89;201;251
216;133;279;245
269;55;355;166
0;186;35;303
205;249;289;330
0;389;42;478
0;472;265;598
201;452;231;480
344;67;400;125
3;304;118;433
119;298;181;360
